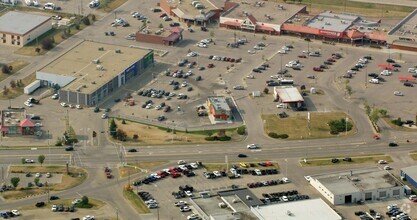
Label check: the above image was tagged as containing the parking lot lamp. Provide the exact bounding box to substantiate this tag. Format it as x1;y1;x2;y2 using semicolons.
285;159;288;177
280;53;283;77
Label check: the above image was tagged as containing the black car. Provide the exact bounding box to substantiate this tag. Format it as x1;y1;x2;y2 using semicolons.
362;55;372;60
343;157;352;162
355;211;366;216
404;82;414;87
128;148;138;152
252;68;262;73
35;201;45;207
65;146;74;151
331;158;339;163
169;22;180;27
292;66;302;71
323;61;333;65
50;196;59;200
368;73;378;77
392;63;401;68
93;107;100;112
30;116;41;120
386;58;395;63
351;67;359;71
295;106;307;111
238;154;247;158
201;26;208;31
388;142;398;147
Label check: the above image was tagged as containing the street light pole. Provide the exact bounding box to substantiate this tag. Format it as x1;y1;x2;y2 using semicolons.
280;53;283;77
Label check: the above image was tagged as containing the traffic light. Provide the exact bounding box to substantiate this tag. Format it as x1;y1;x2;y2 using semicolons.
92;131;97;138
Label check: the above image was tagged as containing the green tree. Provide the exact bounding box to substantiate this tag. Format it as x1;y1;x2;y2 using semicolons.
158;23;163;28
345;84;352;96
364;101;371;115
21;158;26;164
263;87;269;94
82;17;91;25
378;109;388;117
122;119;126;124
10;177;20;188
109;119;117;138
55;137;62;146
116;129;127;141
38;155;45;166
34;177;40;186
81;196;89;205
369;109;380;123
2;65;11;74
41;38;53;50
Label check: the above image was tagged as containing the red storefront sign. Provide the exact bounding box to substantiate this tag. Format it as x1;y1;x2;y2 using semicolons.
319;30;343;38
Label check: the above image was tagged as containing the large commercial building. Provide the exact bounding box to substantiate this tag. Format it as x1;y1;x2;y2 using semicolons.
310;167;404;205
0;11;51;47
251;198;342;220
136;27;183;46
220;1;307;35
387;9;417;51
160;0;221;26
281;11;386;44
35;41;154;106
401;165;417;189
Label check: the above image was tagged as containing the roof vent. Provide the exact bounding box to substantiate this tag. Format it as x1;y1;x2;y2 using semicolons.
115;49;121;53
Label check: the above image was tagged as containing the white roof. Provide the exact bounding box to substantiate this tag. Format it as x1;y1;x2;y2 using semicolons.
251;198;342;220
0;11;51;35
274;86;304;103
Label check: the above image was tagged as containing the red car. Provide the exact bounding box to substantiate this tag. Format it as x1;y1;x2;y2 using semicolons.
159;13;167;18
313;67;323;72
172;172;181;178
264;161;273;166
327;58;336;62
298;54;307;58
207;63;215;68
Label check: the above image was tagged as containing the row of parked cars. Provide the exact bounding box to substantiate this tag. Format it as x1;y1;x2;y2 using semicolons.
138;191;158;209
246;178;288;188
313;53;342;72
0;210;20;218
208;55;242;63
261;190;309;203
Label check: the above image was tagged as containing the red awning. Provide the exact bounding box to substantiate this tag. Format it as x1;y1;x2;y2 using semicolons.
257;25;275;32
223;21;241;27
378;64;394;69
398;76;416;81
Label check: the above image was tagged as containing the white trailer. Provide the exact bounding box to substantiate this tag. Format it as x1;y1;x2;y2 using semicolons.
24;80;41;94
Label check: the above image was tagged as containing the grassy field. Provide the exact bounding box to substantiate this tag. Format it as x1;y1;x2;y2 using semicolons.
2;165;87;200
118;161;168;178
123;189;150;214
99;0;128;12
278;0;414;18
0;60;29;82
0;72;35;100
300;154;392;166
382;118;417;132
15;14;96;56
113;119;244;145
203;161;280;172
262;112;356;140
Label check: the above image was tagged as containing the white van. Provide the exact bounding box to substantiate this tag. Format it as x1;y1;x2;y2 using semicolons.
408;68;416;73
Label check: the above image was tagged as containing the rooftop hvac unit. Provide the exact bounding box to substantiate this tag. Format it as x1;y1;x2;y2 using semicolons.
96;65;104;70
92;59;100;64
98;47;104;51
115;49;121;53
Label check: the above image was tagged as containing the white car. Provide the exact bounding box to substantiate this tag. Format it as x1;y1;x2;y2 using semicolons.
35;173;41;177
187;52;198;57
281;46;290;51
25;159;35;163
148;203;158;209
178;160;186;165
190;163;198;169
180;206;191;212
281;196;289;202
247;144;258;149
246;75;255;79
384;166;392;170
278;49;287;54
60;102;67;107
72;199;82;205
187;214;201;220
270;75;281;79
145;199;157;204
285;63;294;68
101;113;108;119
185;191;193;197
35;123;43;127
43;2;55;10
69;104;75;108
201;38;212;44
347;70;356;74
82;215;95;220
76;105;82;109
378;160;387;164
197;43;207;48
11;210;20;216
181;82;188;87
282;177;290;183
175;201;188;206
213;171;221;177
155;105;162;110
254;169;262;176
146;104;153;109
46;172;51;178
51;94;59;99
276;103;286;108
304;176;312;182
408;68;416;73
394;91;404;96
380;70;392;76
247;50;256;54
24;101;33;107
51;204;57;211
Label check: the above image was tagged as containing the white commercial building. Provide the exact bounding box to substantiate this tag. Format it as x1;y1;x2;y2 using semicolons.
251;198;342;220
310;167;404;205
0;11;51;47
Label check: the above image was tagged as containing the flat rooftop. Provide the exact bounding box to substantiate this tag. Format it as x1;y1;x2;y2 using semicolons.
306;11;359;32
208;96;231;111
251;198;342;220
402;165;417;180
168;0;218;17
312;167;401;195
389;9;417;37
0;11;51;35
218;188;264;207
223;0;306;25
275;86;304;103
0;109;26;127
39;41;151;94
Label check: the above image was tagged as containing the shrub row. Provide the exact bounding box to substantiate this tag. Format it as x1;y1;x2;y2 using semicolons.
268;132;289;139
205;136;232;141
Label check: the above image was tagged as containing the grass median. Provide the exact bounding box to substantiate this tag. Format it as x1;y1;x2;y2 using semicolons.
262;112;356;140
2;165;87;200
118;161;168;178
410;152;417;161
123;189;150;214
300;154;392;167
